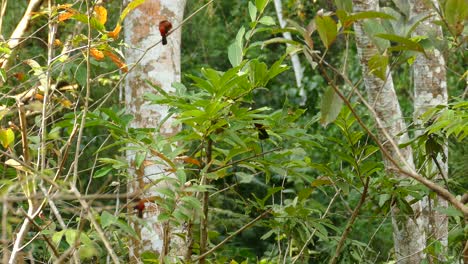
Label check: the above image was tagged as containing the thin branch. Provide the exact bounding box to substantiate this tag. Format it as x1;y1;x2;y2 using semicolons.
329;178;370;264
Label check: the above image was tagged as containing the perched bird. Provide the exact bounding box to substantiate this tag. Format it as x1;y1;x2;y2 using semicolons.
134;199;145;218
254;123;269;140
159;20;172;45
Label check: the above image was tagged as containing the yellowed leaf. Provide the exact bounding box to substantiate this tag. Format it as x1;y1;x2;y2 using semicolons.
0;128;14;148
58;12;74;22
89;48;105;61
103;51;128;72
107;24;122;39
94;5;107;25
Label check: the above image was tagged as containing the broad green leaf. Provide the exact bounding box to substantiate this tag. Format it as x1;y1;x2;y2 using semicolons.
259;16;275;26
375;33;425;53
180;196;202;210
65;229;78;246
248;2;257;22
320;86;343;127
114;219;138;238
52;230;65;246
315;15;337;48
228;27;245;67
101;211;116;228
368;53;389;80
362;20;390;52
0;128;14;148
255;0;268;13
236;27;246;44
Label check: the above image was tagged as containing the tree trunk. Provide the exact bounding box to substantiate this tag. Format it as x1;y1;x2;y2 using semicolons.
272;0;306;105
410;0;448;261
352;0;426;262
124;0;186;262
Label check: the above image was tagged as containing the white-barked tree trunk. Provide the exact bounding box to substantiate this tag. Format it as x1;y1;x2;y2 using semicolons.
124;0;186;261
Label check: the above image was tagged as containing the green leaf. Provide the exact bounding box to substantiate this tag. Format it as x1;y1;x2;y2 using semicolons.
114;219;138;238
134;151;146;169
0;128;14;148
259;16;276;26
93;166;112;178
65;229;78;246
320;86;343;127
362;20;390;52
248;2;257;22
393;0;410;17
255;0;268;13
101;211;116;228
228;27;245;67
315;15;337;48
368;53;389;80
435;206;463;217
379;194;391;207
180;196;202;210
0;68;6;82
375;33;425;53
52;230;65;246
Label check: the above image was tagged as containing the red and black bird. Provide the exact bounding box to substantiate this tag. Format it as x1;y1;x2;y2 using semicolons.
159;20;172;45
134;199;145;218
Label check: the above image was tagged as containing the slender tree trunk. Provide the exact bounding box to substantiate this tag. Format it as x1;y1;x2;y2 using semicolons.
352;0;426;262
124;0;186;262
272;0;306;105
410;0;448;261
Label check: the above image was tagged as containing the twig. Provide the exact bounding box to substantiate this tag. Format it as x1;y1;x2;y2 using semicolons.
194;209;272;262
329;178;370;264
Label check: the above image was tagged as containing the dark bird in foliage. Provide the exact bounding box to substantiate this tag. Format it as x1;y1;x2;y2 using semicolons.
254;123;269;140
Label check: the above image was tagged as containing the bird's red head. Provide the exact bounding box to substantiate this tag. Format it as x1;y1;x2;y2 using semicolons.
159;20;172;45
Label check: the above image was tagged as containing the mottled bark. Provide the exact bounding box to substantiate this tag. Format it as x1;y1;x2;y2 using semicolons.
410;0;448;260
124;0;186;261
352;0;425;262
